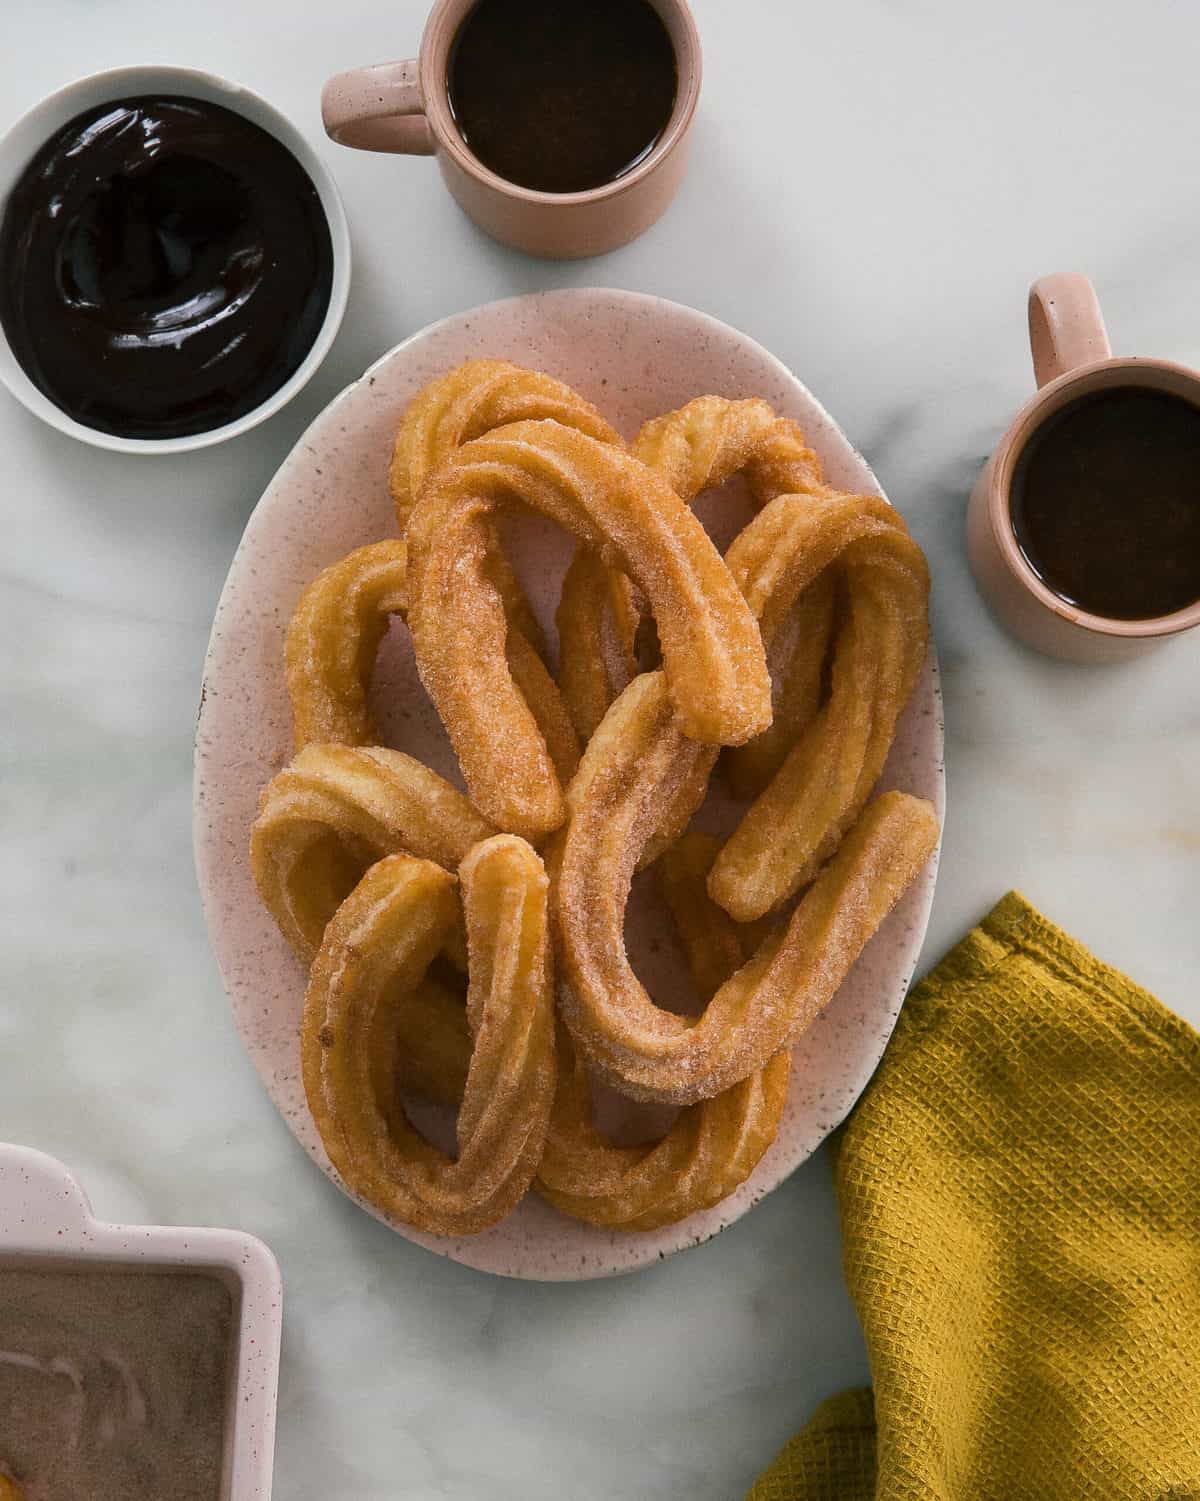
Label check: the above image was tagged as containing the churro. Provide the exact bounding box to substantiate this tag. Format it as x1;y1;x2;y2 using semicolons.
285;540;409;750
301;839;554;1236
557;396;825;742
284;539;579;782
657;831;753;1000
535;1037;789;1231
709;493;929;921
533;827;789;1232
250;743;494;962
384;821;790;1231
389;358;621;536
553;670;939;1104
406;419;770;838
724;567;836;801
389;358;620;720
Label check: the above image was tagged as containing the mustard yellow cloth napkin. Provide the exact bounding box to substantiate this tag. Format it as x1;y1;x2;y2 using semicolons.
748;891;1200;1500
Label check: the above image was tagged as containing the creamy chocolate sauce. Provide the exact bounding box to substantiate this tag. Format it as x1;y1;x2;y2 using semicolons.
0;95;334;439
0;1267;233;1501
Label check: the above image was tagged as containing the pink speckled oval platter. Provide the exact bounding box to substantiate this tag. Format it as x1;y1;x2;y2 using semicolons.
194;289;944;1281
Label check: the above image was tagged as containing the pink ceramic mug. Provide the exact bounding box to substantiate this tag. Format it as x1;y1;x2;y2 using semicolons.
321;0;701;260
967;273;1200;663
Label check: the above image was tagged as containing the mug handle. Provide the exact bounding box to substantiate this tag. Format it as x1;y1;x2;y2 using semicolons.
1027;273;1111;388
321;61;435;155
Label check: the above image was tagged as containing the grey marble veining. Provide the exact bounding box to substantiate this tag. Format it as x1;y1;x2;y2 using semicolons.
1;0;1198;1495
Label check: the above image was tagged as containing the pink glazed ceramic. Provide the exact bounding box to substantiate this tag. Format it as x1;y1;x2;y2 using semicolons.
0;1143;282;1498
967;273;1200;662
320;0;701;259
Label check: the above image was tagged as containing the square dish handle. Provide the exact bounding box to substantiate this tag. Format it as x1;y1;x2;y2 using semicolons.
0;1143;94;1242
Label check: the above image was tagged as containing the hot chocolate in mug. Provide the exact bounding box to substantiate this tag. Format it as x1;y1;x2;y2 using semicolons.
968;273;1200;663
321;0;701;260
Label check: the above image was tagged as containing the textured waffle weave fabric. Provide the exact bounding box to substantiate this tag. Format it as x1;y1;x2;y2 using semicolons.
746;891;1200;1500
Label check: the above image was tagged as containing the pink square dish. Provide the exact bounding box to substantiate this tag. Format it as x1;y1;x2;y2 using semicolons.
0;1143;282;1499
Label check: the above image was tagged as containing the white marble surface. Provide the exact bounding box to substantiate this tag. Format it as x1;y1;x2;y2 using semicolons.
1;0;1197;1495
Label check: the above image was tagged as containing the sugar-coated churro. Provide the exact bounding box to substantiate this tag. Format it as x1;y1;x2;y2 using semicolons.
301;839;554;1236
406;419;770;838
250;743;494;962
710;493;929;921
389;358;621;536
553;670;939;1103
284;539;579;782
557;396;825;743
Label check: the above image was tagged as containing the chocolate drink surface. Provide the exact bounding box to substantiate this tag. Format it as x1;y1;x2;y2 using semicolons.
0;1266;233;1499
1010;386;1200;620
0;95;334;439
447;0;678;195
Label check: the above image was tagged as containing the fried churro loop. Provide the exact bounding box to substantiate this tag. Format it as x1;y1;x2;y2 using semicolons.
285;541;409;750
283;540;579;782
535;1037;790;1231
534;821;789;1230
553;671;939;1105
406;420;770;839
250;743;494;962
709;493;930;922
385;822;790;1231
301;839;555;1236
557;397;826;742
391;832;755;1111
390;359;621;677
634;398;822;499
388;358;621;536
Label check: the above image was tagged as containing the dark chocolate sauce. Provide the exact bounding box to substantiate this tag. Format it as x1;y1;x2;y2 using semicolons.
447;0;678;195
1010;387;1200;620
0;95;334;439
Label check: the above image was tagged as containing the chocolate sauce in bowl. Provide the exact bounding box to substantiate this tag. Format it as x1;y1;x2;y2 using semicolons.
0;95;334;439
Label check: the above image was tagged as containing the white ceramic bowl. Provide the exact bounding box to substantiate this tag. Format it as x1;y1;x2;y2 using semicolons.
0;1142;282;1498
194;288;945;1281
0;65;351;455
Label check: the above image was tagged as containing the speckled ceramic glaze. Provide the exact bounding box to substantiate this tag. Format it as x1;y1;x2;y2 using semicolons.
193;289;945;1281
0;1142;282;1497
